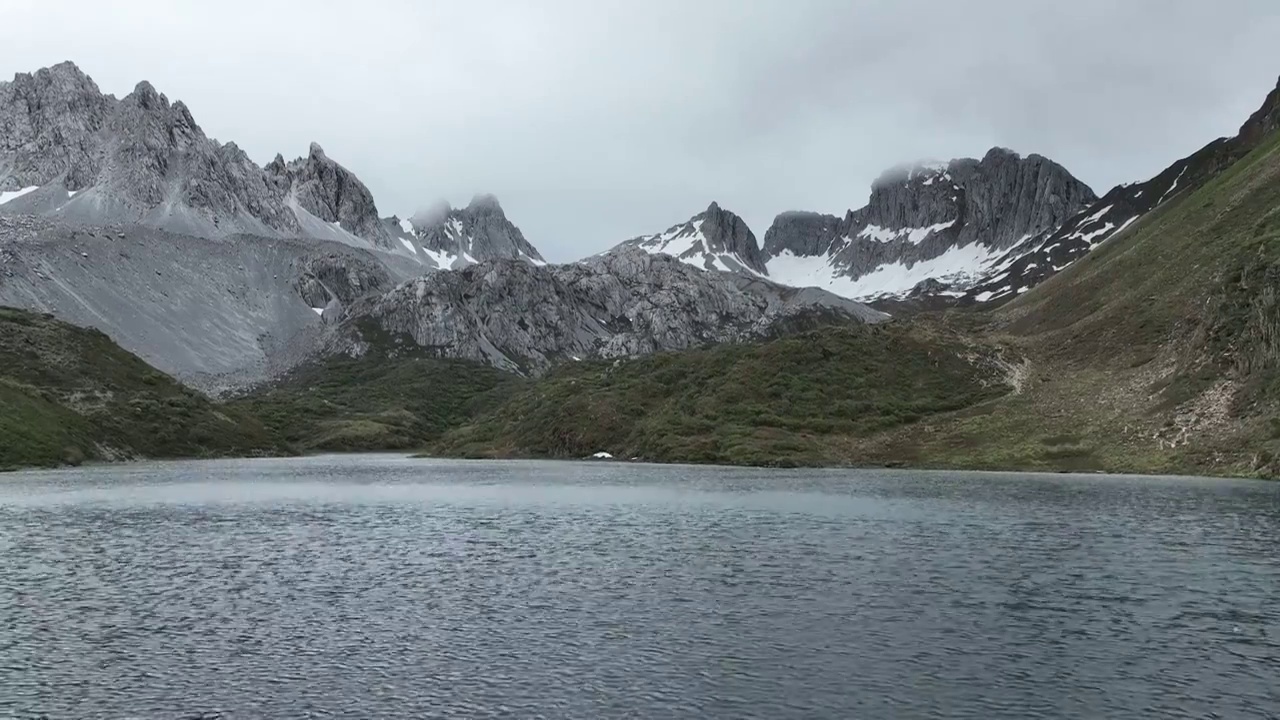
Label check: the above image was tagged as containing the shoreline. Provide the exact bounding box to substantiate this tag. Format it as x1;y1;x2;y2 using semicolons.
3;449;1272;482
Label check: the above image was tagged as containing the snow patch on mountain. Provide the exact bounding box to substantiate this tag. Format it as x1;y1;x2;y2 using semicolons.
760;150;1098;303
857;220;957;246
608;202;768;276
769;242;1003;301
626;218;762;275
0;186;39;205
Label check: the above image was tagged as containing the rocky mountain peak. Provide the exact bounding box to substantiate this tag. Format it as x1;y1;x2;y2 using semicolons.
761;211;843;258
268;143;386;243
1;62;114;191
982;146;1020;162
0;61;422;252
406;194;545;265
409;200;452;230
694;201;767;274
759;147;1097;301
467;193;503;213
872;160;948;188
852;148;1096;252
606;202;767;276
1238;75;1280;147
23;61;99;91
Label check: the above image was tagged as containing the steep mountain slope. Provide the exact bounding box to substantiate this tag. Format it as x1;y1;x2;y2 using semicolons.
853;107;1280;477
759;150;1096;301
609;202;767;275
0;214;393;389
0;307;284;470
962;75;1280;304
330;246;886;375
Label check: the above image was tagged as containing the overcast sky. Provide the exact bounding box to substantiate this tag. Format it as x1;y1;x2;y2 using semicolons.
3;0;1280;261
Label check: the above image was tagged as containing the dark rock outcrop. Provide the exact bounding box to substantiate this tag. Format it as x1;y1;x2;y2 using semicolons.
265;142;389;245
334;246;884;374
761;211;843;258
293;251;393;310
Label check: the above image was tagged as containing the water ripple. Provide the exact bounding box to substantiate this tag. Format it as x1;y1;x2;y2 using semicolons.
1;457;1278;718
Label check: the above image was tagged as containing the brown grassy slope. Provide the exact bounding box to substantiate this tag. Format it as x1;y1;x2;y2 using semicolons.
848;126;1280;477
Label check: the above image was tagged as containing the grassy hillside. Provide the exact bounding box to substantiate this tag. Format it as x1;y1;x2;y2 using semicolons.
845;125;1280;477
433;322;1013;466
0;307;284;470
229;353;521;452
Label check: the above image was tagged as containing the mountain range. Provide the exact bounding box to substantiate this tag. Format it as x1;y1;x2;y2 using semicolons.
0;60;1194;316
0;62;543;271
4;59;1280;477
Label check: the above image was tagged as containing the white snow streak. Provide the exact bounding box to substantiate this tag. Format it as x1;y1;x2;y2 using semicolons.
1106;215;1139;241
1081;204;1113;225
398;237;418;254
630;219;756;274
857;220;956;245
0;186;39;205
399;218;414;234
857;225;899;243
1160;166;1188;203
904;220;956;244
1077;222;1116;245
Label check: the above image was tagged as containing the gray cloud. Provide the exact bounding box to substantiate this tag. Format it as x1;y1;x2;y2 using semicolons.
2;0;1279;260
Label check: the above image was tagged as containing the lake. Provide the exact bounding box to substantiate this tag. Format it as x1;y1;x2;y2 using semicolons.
2;455;1278;718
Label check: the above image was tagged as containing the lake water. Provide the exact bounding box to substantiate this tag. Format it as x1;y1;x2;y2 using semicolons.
2;456;1279;719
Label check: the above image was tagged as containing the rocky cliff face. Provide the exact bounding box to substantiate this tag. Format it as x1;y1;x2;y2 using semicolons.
0;61;113;193
334;246;884;374
760;150;1097;301
398;194;546;268
0;62;429;256
609;201;768;274
0;65;306;238
264;143;390;246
